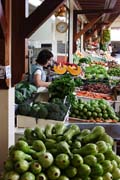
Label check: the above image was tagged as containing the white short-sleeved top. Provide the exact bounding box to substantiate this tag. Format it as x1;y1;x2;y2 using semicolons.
34;69;42;76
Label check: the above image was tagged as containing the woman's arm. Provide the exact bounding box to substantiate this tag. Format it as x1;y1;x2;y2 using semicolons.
34;73;51;88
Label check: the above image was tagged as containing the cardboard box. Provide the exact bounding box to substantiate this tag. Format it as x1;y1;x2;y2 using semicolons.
16;115;37;128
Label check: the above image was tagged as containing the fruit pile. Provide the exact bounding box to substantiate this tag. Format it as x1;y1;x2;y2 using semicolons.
76;91;113;101
108;67;120;77
1;124;120;180
70;99;119;122
82;83;111;94
85;65;109;79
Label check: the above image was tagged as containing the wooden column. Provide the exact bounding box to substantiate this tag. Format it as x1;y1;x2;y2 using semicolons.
69;0;74;63
0;0;15;171
0;0;9;88
11;0;26;86
73;11;77;53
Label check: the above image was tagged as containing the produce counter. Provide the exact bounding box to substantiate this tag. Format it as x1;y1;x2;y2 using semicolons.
66;121;120;152
15;121;120;150
4;123;120;180
16;121;120;140
66;122;120;140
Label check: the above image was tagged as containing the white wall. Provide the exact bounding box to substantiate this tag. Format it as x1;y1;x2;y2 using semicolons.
29;18;54;47
29;17;68;59
111;15;120;28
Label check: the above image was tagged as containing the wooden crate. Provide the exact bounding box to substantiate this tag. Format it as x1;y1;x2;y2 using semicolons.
16;115;37;128
37;119;64;128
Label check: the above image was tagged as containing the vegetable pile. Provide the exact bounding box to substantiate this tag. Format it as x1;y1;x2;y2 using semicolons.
76;91;113;101
108;67;120;77
2;124;120;180
15;81;37;104
85;65;109;79
70;99;119;122
82;83;111;94
18;98;68;121
48;74;75;99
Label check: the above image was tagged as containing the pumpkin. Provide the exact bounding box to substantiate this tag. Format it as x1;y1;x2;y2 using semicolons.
53;65;67;74
67;65;82;76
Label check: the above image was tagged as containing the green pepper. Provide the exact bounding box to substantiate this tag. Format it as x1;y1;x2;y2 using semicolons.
64;166;77;178
112;168;120;179
38;152;54;168
103;172;112;180
90;163;103;177
30;161;42;175
20;172;35;180
96;153;105;163
45;139;56;149
53;123;67;135
71;154;83;167
77;164;91;178
82;126;105;144
3;171;20;180
32;140;46;152
55;153;70;169
14;160;29;174
34;127;46;141
84;155;97;166
78;143;98;156
45;124;55;139
101;160;113;174
4;159;14;171
57;175;69;180
98;133;114;146
36;173;47;180
96;141;108;153
47;165;61;180
15;140;35;155
62;124;80;141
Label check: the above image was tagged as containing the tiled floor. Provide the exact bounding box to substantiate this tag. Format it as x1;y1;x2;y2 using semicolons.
115;53;120;64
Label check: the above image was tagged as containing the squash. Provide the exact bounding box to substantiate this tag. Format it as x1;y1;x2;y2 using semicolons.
67;65;82;76
53;65;67;74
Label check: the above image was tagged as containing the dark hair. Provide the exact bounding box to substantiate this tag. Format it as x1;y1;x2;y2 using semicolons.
36;49;53;65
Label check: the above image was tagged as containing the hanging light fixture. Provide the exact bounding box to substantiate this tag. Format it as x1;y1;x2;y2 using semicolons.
55;5;67;17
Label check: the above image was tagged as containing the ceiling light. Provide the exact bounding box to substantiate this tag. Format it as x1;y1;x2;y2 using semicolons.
29;0;42;7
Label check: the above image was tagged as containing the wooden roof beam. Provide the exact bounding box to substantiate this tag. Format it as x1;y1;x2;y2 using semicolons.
74;8;120;15
102;0;117;22
24;0;66;38
84;25;103;41
74;15;103;41
0;0;7;37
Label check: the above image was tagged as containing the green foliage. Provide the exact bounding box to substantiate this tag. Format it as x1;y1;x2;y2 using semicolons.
73;54;81;64
18;103;31;116
85;65;109;79
30;103;48;119
102;29;111;43
108;67;120;76
48;74;75;99
78;57;91;65
15;90;25;104
74;77;84;87
15;81;37;104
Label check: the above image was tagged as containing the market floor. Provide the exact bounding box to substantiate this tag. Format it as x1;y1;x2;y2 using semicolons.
115;53;120;64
